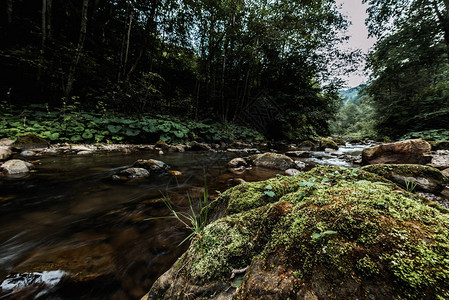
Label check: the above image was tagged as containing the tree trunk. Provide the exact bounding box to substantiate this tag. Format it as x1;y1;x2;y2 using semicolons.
46;0;52;40
65;0;89;97
124;4;133;78
6;0;12;24
42;0;47;51
125;0;158;81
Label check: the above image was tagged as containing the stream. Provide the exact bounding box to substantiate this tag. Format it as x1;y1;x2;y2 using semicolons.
0;144;366;299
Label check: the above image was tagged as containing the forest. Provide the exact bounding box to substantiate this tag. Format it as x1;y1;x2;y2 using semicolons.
0;0;448;142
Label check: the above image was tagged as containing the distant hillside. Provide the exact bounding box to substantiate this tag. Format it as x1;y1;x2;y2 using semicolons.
339;85;364;105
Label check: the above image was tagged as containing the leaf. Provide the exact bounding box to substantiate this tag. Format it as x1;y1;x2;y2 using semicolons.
124;128;141;136
322;230;337;235
71;135;82;142
264;191;275;198
265;185;273;190
82;131;94;139
107;125;122;133
311;233;322;239
232;275;244;288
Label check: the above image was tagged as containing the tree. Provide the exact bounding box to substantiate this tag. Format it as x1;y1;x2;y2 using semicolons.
365;0;449;137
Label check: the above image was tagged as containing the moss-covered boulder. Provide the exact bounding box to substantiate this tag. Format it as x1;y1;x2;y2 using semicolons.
13;134;49;150
362;164;449;194
144;166;449;300
332;137;346;145
362;139;431;165
298;140;316;150
430;140;449;151
249;153;296;170
319;138;339;150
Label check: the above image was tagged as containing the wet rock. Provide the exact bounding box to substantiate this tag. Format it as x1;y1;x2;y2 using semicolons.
0;138;14;146
430;140;449;151
189;141;212;151
428;150;449;169
155;140;170;150
133;159;169;172
168;145;185;152
284;168;301;176
1;159;34;174
77;150;93;155
250;153;296;170
13;134;49;150
227;148;260;154
168;170;183;176
159;150;164;155
362;164;449;194
442;168;449;177
0;146;13;161
332;137;346;145
362;139;431;165
144;166;449;300
319;139;339;150
229;166;247;175
227;158;247;168
119;167;150;178
20;150;36;157
294;161;306;169
298;140;316;151
285;151;310;158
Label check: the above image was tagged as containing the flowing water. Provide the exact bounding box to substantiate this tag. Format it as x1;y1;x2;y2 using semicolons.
0;145;365;299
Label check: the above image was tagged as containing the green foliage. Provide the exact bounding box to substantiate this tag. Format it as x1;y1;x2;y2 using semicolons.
401;129;449;141
264;185;275;198
365;0;449;138
0;105;264;144
331;86;377;138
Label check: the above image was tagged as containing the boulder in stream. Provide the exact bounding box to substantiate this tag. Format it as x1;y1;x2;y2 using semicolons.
119;167;150;178
362;139;432;165
227;158;247;168
143;166;449;299
362;164;449;194
1;159;34;174
428;150;449;169
133;159;169;172
249;153;296;170
0;146;13;161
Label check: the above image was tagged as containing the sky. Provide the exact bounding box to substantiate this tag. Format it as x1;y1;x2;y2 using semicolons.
336;0;377;88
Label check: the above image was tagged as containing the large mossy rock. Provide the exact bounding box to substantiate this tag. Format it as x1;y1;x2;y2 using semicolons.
12;134;49;149
250;152;296;170
362;139;431;165
144;166;449;300
362;164;449;194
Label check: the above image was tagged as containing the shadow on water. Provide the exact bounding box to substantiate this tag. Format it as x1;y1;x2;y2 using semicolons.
0;146;364;299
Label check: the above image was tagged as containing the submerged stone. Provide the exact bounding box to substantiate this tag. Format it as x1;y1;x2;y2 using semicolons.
1;159;34;174
144;165;449;300
133;159;169;172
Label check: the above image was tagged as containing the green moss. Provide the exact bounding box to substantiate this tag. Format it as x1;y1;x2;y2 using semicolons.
320;138;339;150
299;140;316;148
171;165;449;299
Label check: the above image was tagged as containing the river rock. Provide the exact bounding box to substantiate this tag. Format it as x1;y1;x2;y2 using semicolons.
227;148;260;154
133;159;169;172
362;164;449;194
0;138;14;146
250;153;296;170
430;140;449;151
227;158;247;168
1;159;34;174
362;139;431;165
298;140;316;151
189;141;212;151
20;150;36;157
119;167;150;178
168;145;185;152
319;139;339;150
13;134;49;150
284;168;301;176
144;165;449;300
442;168;449;177
0;147;13;161
285;151;310;158
428;150;449;169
